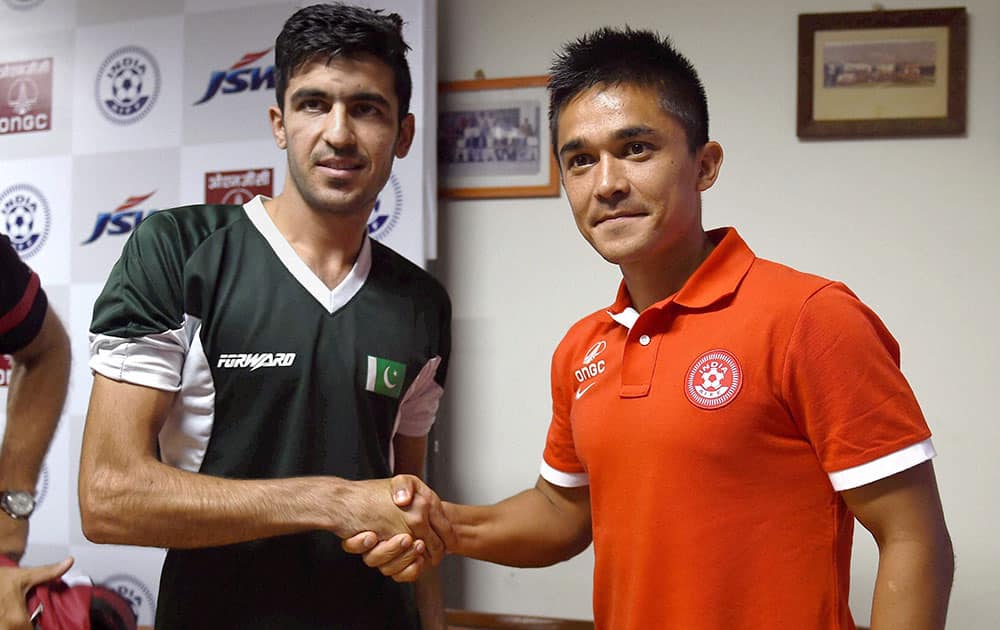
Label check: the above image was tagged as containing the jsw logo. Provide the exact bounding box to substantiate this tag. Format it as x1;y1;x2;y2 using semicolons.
194;48;274;105
217;353;296;371
82;192;158;244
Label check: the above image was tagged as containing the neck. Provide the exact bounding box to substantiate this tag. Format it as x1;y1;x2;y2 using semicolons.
264;191;369;289
621;230;715;312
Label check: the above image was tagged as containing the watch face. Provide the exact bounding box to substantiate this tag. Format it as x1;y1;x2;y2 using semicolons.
2;491;34;518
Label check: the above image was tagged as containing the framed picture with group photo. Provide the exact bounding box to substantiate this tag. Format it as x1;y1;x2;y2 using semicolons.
797;7;967;139
437;75;560;199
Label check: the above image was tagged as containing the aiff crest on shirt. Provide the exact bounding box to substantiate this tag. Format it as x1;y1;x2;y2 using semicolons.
685;349;742;410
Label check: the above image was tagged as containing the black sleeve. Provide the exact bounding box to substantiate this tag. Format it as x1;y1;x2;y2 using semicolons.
0;235;48;354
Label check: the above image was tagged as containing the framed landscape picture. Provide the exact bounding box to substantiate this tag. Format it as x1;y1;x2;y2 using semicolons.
797;7;967;139
438;75;559;199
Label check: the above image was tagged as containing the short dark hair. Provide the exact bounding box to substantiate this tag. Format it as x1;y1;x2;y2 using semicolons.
274;3;412;120
548;27;708;156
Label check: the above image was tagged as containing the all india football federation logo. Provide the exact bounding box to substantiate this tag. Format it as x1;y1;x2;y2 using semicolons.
685;349;743;410
0;183;50;258
367;173;403;241
95;46;160;125
34;462;48;508
101;574;156;625
205;168;273;204
0;57;52;135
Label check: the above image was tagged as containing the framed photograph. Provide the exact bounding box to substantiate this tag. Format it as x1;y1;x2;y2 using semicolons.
438;75;559;199
797;7;967;139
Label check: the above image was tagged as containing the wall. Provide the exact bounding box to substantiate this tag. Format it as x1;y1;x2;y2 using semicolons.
434;1;1000;627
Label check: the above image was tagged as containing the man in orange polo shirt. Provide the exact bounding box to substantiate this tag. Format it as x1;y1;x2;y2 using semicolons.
347;27;954;629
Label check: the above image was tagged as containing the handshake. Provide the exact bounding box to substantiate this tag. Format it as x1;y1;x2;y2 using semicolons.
339;474;455;583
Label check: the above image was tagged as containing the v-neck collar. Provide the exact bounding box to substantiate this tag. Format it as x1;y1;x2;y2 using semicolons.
243;195;372;314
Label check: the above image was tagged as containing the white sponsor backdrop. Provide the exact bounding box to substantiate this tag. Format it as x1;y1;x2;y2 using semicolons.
0;1;436;625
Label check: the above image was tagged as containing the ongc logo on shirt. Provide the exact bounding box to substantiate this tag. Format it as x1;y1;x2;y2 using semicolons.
0;57;52;136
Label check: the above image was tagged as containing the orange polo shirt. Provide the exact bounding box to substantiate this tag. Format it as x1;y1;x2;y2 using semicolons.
541;228;933;630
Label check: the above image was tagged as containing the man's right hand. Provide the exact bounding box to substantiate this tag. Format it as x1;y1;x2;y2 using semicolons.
341;475;454;581
0;557;73;630
335;475;454;567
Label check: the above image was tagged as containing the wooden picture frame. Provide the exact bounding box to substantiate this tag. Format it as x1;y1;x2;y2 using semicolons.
438;75;560;199
797;7;967;139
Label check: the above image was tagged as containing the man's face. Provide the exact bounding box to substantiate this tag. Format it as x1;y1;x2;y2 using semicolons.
556;82;719;270
269;55;413;217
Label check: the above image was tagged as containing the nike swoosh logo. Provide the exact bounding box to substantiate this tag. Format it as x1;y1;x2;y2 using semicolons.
575;383;596;400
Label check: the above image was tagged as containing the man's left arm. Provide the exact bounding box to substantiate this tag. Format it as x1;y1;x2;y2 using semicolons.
0;305;70;560
393;433;445;630
841;460;953;630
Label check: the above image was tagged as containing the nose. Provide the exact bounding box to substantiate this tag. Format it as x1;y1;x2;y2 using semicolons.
594;154;629;204
322;104;356;150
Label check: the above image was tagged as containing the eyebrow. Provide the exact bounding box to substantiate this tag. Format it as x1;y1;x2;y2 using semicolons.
289;88;392;110
558;125;657;158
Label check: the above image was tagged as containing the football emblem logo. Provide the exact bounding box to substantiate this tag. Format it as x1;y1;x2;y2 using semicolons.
95;46;160;125
685;349;742;410
101;574;156;625
367;173;402;240
0;183;50;258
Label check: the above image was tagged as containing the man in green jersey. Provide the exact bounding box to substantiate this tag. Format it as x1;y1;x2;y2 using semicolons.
79;4;451;628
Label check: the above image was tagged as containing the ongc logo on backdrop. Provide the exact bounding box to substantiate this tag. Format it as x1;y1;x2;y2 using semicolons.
82;192;159;244
205;168;273;204
0;184;50;258
194;48;274;105
0;57;52;136
367;174;403;240
95;46;160;125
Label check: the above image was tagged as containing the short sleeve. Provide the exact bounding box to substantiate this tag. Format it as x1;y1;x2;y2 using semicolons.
89;212;192;390
782;283;931;477
0;236;47;354
393;276;451;437
541;336;589;487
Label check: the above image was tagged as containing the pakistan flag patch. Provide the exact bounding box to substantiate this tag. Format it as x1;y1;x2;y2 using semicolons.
366;356;407;399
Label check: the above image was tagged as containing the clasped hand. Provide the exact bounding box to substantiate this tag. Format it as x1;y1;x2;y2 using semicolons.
341;474;452;582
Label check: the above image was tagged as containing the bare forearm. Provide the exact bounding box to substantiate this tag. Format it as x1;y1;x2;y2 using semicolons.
0;320;70;488
415;567;445;630
446;486;591;567
80;458;350;547
870;537;954;630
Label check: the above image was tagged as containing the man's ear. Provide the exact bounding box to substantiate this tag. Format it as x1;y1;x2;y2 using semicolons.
695;141;723;192
395;113;415;158
268;105;287;150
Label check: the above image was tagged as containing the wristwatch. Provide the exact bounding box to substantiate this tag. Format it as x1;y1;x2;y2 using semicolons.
0;490;35;519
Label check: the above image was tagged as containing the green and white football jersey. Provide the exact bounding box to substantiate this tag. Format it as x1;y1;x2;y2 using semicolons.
89;196;450;629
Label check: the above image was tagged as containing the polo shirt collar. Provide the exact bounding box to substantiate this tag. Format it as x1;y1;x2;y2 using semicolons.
607;227;755;326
